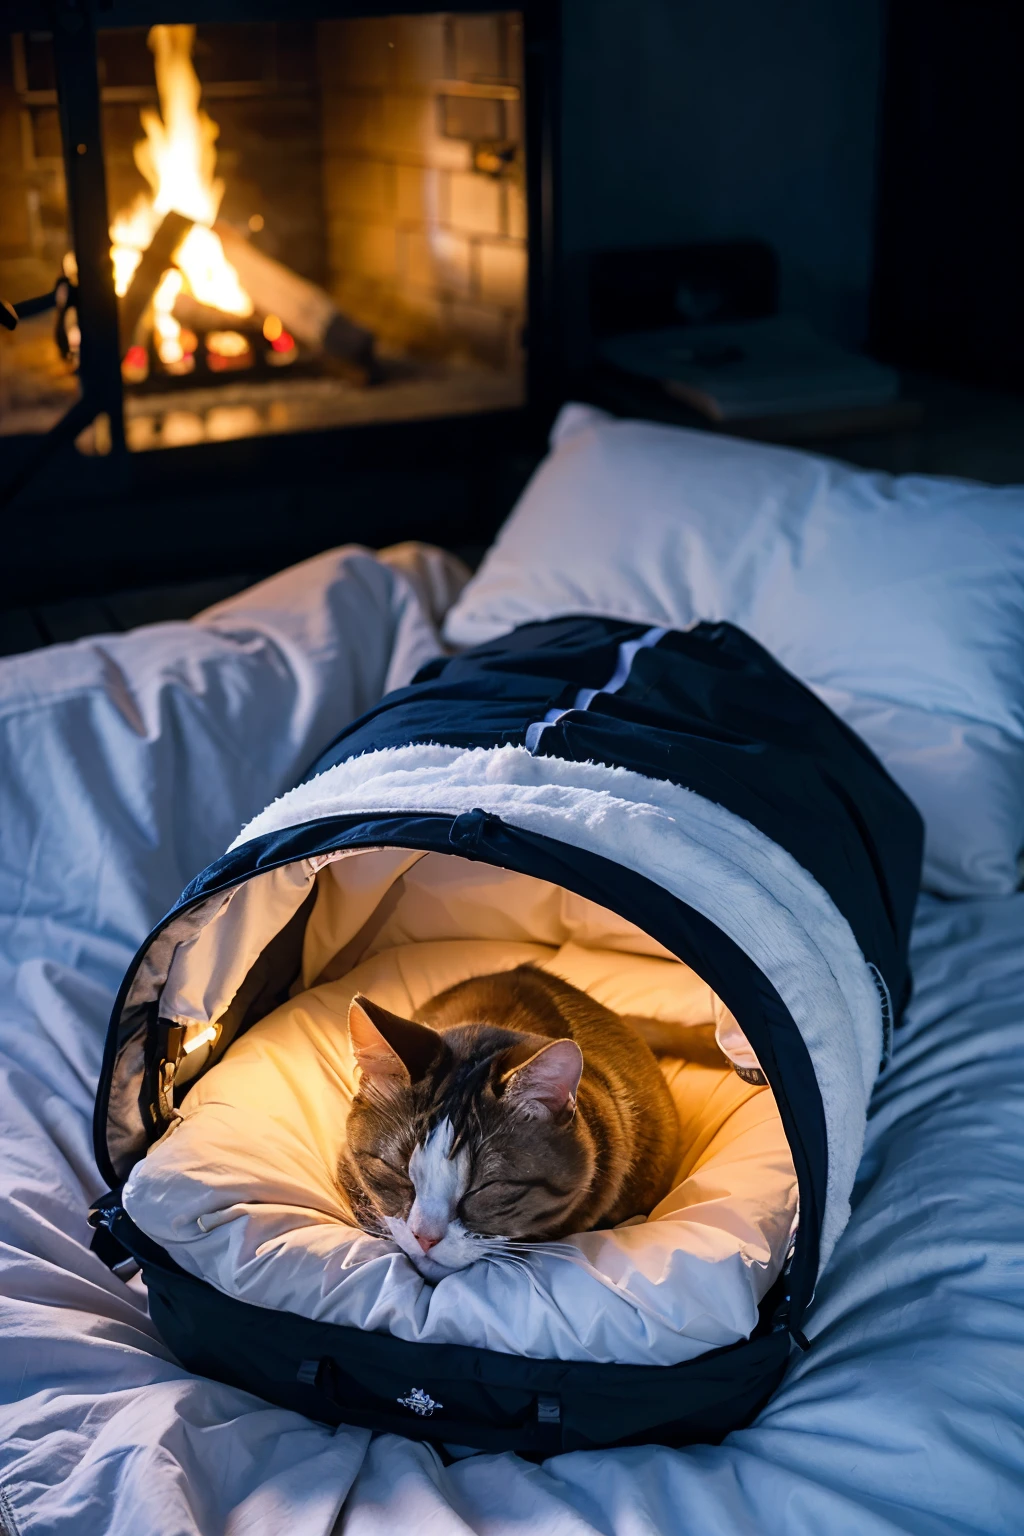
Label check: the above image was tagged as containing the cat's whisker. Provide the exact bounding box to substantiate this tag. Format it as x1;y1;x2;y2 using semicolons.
471;1241;518;1262
348;1218;390;1240
471;1236;590;1272
478;1249;539;1276
469;1125;504;1153
495;1241;600;1275
497;1239;581;1257
498;1237;571;1248
489;1255;534;1279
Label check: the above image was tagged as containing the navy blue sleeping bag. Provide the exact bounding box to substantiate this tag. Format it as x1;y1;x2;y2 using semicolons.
90;617;923;1453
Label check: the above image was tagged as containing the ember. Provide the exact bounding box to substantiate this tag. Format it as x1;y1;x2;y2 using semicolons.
205;330;253;373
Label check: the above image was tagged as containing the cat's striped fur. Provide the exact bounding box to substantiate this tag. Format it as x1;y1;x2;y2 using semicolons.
338;966;681;1280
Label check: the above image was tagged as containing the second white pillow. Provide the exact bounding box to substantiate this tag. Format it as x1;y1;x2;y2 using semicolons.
444;404;1024;896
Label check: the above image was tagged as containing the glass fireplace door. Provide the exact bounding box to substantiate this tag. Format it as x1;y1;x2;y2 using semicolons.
2;8;536;460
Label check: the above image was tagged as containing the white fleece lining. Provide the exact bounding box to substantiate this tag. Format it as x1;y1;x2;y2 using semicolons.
231;743;881;1275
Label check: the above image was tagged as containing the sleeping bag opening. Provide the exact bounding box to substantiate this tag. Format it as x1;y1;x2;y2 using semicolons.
113;848;800;1369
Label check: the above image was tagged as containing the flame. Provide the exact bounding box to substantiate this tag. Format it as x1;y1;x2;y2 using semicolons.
110;25;252;357
153;267;184;364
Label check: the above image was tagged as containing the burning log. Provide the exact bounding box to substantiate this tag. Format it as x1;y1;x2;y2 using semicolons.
172;292;260;338
118;210;194;353
215;222;376;381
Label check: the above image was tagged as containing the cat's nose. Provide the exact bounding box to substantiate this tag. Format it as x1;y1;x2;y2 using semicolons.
414;1232;441;1252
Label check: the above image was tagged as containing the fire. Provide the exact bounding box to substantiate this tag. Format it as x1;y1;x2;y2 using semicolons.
110;24;252;361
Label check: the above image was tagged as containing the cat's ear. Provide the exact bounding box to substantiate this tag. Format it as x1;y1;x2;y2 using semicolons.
500;1037;583;1123
348;995;442;1096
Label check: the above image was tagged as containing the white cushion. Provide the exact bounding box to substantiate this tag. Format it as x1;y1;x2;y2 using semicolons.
123;937;797;1368
443;404;1024;895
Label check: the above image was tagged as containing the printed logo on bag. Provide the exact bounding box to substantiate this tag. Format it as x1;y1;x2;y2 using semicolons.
396;1387;442;1417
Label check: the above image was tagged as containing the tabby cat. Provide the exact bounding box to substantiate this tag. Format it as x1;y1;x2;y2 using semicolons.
338;965;682;1281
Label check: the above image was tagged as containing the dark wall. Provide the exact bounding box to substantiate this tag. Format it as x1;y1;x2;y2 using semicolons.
870;0;1024;393
560;0;885;359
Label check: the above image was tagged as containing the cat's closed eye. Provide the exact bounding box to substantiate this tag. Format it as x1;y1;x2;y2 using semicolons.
463;1179;532;1202
460;1178;558;1228
362;1154;413;1200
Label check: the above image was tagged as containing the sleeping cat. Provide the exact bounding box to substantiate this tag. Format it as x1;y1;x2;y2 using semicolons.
338;965;682;1282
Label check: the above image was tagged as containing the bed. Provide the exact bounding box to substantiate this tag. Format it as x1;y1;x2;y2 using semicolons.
2;415;1024;1534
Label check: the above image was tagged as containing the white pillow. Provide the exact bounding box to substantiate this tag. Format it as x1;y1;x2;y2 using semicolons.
444;404;1024;896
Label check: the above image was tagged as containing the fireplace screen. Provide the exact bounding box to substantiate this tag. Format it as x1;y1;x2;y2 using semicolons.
2;13;528;453
1;33;81;439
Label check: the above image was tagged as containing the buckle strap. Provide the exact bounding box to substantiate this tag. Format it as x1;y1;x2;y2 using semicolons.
143;1019;186;1134
88;1194;141;1282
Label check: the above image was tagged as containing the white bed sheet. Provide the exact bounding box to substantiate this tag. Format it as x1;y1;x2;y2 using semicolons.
1;545;1022;1535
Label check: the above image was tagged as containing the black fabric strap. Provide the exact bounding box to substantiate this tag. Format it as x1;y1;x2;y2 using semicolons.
88;1193;141;1280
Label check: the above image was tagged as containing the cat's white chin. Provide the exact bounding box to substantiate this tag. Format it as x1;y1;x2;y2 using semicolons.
384;1215;482;1282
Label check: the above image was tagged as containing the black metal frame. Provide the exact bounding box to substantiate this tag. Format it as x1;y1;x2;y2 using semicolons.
1;0;561;568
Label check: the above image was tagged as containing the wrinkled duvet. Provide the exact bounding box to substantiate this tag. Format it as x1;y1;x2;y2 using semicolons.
2;543;1023;1535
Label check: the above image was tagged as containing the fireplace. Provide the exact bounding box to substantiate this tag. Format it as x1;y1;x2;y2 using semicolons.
0;2;559;561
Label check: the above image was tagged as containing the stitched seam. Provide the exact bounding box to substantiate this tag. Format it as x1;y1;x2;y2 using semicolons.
525;626;667;753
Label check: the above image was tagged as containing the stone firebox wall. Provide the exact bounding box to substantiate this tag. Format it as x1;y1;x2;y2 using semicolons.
318;13;526;370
